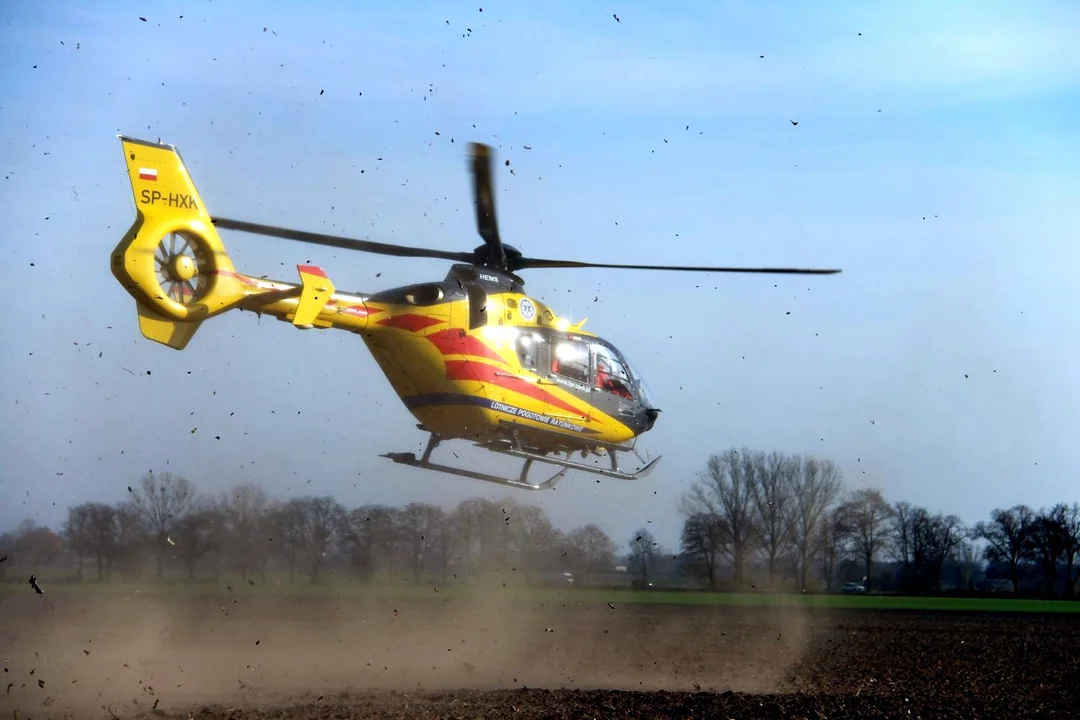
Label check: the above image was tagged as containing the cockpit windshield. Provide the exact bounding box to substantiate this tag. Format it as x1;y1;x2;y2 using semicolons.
623;357;658;409
592;343;635;400
515;328;658;408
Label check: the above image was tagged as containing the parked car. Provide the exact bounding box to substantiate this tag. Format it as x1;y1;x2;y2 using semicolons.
841;582;867;594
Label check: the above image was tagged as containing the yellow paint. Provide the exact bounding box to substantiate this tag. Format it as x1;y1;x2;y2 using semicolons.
291;267;336;328
112;136;642;454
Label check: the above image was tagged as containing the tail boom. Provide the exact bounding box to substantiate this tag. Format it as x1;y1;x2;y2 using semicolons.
224;267;376;332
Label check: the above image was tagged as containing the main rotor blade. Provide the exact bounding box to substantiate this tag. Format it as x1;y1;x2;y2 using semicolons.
211;218;474;263
511;257;842;274
469;143;506;269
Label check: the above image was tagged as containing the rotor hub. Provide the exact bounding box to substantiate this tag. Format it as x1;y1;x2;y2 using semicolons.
206;142;841;283
169;253;197;282
154;230;208;306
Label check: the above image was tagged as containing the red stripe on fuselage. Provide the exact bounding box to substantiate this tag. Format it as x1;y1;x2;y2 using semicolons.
377;313;446;332
426;329;504;363
444;360;589;418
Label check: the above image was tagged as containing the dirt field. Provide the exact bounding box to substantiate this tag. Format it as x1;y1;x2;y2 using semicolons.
2;588;1077;719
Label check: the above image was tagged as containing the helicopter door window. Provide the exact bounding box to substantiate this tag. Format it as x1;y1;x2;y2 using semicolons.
515;332;538;370
593;345;634;400
551;339;590;385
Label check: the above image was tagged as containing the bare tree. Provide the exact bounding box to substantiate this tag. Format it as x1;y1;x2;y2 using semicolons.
270;499;306;583
224;483;271;583
682;448;759;587
398;503;443;583
924;514;967;591
83;503;118;580
1061;502;1080;597
364;504;404;580
680;512;726;589
891;501;916;589
508;504;557;585
751;451;797;587
9;520;64;571
131;471;196;579
174;498;224;580
565;524;617;585
817;505;849;591
838;488;893;591
788;456;843;591
974;505;1036;593
0;530;10;580
481;500;516;577
430;510;457;584
63;505;93;580
297;496;346;583
1030;505;1072;597
339;504;380;582
891;502;931;592
628;528;658;587
112;501;148;579
452;498;493;575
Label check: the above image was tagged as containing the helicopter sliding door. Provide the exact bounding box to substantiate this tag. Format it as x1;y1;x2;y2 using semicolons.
499;328;589;431
542;333;593;426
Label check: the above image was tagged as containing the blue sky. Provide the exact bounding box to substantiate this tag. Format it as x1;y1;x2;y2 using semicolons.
2;0;1079;551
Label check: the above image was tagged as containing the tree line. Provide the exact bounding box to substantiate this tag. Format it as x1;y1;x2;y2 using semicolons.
675;448;1080;597
1;447;1077;597
0;471;619;587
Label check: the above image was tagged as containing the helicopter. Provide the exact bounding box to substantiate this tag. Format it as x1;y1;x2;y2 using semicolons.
111;135;841;491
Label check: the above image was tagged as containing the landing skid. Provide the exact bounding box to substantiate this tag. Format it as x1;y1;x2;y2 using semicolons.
381;427;661;490
382;433;568;491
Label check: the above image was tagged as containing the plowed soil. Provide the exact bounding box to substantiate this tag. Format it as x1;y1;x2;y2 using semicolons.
2;589;1077;719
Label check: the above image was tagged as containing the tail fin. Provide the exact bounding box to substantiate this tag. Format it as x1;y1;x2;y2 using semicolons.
112;136;245;349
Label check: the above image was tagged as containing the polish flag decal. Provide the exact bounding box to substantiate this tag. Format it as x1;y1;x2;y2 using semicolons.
138;167;158;181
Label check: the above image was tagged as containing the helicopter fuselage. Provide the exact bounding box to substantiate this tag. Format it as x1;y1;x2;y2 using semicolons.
226;263;661;454
111;134;834;489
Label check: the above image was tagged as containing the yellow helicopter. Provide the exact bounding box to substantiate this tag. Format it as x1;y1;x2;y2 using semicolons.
111;136;840;490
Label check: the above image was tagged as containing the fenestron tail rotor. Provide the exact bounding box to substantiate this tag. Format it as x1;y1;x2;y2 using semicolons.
154;230;209;305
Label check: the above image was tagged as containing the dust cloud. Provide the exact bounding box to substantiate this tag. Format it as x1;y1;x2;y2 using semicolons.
0;584;814;718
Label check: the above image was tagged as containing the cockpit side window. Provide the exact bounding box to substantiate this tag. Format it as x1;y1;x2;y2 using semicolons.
551;338;590;385
593;344;635;400
515;331;539;371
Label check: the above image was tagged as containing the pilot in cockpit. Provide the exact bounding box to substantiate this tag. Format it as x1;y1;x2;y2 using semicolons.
595;355;634;400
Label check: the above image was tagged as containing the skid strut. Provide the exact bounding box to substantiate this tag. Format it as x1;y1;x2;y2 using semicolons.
382;433;568;491
381;428;661;490
480;425;661;481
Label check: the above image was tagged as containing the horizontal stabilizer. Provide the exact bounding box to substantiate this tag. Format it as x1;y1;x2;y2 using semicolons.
291;264;335;328
136;302;202;350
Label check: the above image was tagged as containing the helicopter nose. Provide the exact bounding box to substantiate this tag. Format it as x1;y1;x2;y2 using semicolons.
644;407;660;432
